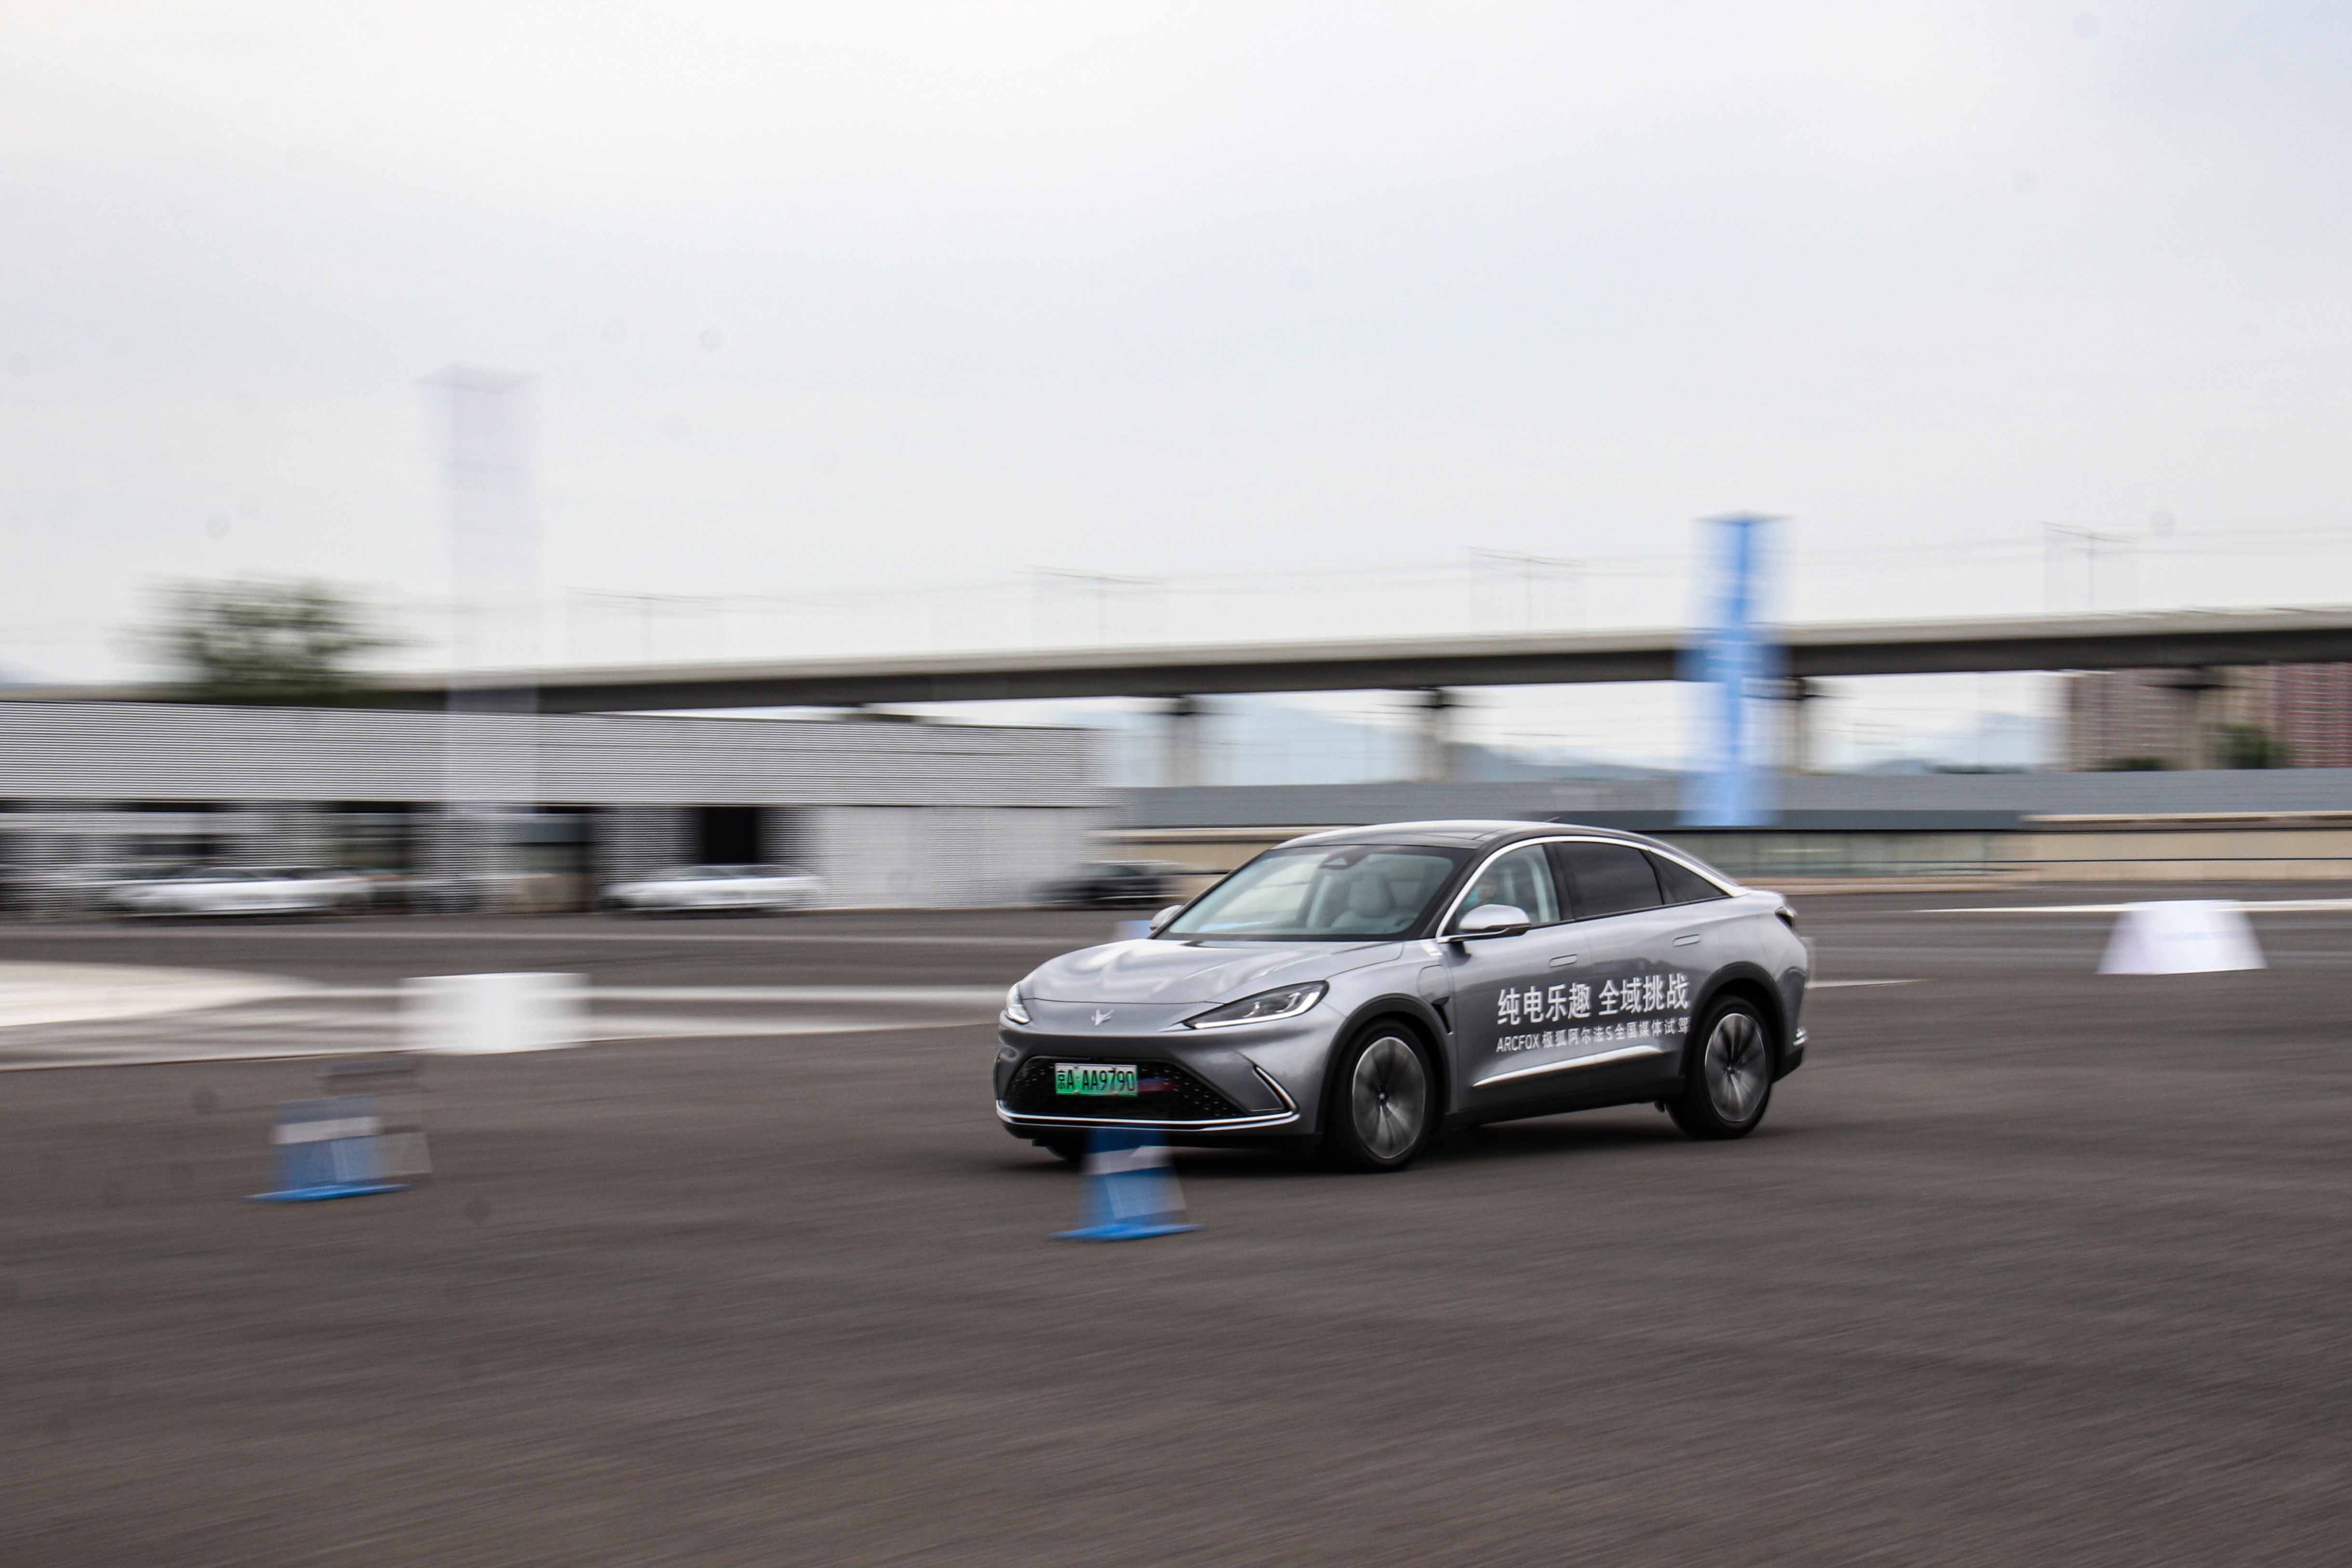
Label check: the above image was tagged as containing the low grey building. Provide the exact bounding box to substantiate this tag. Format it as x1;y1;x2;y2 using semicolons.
0;702;1105;913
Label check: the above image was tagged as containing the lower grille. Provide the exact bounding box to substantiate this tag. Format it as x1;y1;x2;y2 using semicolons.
1002;1057;1248;1122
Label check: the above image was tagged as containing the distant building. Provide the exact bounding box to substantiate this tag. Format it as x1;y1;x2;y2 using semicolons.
2065;664;2352;770
0;702;1104;915
2264;664;2352;768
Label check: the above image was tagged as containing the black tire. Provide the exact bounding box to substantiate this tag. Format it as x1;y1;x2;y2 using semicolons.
1034;1133;1089;1165
1669;994;1774;1140
1320;1023;1437;1171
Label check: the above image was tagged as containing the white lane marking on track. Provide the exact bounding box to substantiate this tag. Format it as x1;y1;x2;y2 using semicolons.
1915;899;2352;915
0;1000;983;1070
1810;979;1923;988
4;927;1088;948
580;986;1004;1005
208;985;1007;1006
0;962;312;1028
0;977;1005;1034
0;964;1010;1069
0;1017;975;1071
585;1014;963;1041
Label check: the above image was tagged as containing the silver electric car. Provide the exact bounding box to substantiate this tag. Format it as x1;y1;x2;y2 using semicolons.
995;821;1809;1170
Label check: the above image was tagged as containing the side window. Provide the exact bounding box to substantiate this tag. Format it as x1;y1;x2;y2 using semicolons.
1649;852;1728;905
1452;844;1563;927
1553;840;1662;919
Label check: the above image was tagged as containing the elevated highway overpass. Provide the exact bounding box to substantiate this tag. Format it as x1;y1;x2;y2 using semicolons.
18;605;2352;782
34;605;2352;710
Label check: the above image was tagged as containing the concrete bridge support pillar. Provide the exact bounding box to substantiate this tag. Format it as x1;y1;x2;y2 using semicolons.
1162;696;1205;788
1411;689;1458;783
2158;667;2228;770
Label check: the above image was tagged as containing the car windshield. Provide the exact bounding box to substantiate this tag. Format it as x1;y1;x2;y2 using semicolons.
1163;844;1469;940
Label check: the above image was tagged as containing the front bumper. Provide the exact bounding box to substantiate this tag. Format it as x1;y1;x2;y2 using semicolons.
996;1103;1300;1135
996;1057;1299;1134
1776;1026;1808;1079
995;999;1328;1140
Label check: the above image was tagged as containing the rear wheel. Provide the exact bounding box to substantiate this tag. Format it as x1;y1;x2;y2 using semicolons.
1669;995;1774;1140
1321;1026;1435;1171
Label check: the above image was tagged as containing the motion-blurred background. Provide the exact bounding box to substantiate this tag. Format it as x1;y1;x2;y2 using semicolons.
10;7;2348;671
8;9;2352;1566
6;3;2352;913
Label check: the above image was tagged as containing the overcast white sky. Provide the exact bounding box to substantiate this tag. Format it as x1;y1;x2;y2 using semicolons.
3;2;2348;765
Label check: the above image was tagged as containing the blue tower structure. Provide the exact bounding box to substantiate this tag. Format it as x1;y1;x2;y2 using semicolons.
1682;514;1780;828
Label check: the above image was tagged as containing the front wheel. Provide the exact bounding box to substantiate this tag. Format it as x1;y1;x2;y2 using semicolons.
1321;1026;1436;1171
1669;996;1774;1140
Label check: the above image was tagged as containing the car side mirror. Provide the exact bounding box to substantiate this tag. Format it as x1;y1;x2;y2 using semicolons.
1148;904;1183;935
1450;904;1530;942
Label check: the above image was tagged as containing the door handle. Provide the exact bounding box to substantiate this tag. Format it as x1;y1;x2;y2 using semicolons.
1672;933;1701;947
1547;953;1580;967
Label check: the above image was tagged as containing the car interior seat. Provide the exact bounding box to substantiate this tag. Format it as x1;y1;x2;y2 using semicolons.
1321;873;1398;934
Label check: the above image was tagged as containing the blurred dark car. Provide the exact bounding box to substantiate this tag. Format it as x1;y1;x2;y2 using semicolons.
1034;861;1182;909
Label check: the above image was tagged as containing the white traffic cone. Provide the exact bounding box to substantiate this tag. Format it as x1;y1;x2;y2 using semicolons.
2098;900;2265;975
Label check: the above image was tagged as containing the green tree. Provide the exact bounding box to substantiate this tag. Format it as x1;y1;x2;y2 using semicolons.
141;578;401;704
2215;723;2289;769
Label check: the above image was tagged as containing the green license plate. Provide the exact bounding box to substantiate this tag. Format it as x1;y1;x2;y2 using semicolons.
1054;1063;1138;1097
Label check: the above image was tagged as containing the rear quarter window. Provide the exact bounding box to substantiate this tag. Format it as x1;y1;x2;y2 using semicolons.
1649;852;1728;905
1553;840;1662;918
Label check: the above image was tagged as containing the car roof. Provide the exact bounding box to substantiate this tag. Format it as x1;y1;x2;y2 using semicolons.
1277;819;1665;852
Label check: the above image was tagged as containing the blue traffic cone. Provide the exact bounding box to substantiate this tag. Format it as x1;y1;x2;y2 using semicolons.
248;1095;409;1203
1054;1128;1197;1242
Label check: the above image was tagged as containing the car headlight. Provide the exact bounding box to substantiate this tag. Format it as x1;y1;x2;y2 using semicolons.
1182;982;1326;1030
1003;985;1032;1025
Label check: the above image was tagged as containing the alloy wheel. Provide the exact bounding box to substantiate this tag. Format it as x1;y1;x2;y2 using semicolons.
1703;1011;1769;1124
1350;1035;1428;1162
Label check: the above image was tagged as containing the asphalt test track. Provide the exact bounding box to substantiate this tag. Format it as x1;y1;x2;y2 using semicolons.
3;892;2349;1565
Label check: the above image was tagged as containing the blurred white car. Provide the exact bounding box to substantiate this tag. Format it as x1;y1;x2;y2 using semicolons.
45;860;187;914
602;864;827;915
108;866;372;917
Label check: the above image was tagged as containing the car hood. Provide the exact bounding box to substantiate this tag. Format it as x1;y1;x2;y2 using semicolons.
1025;939;1403;1004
